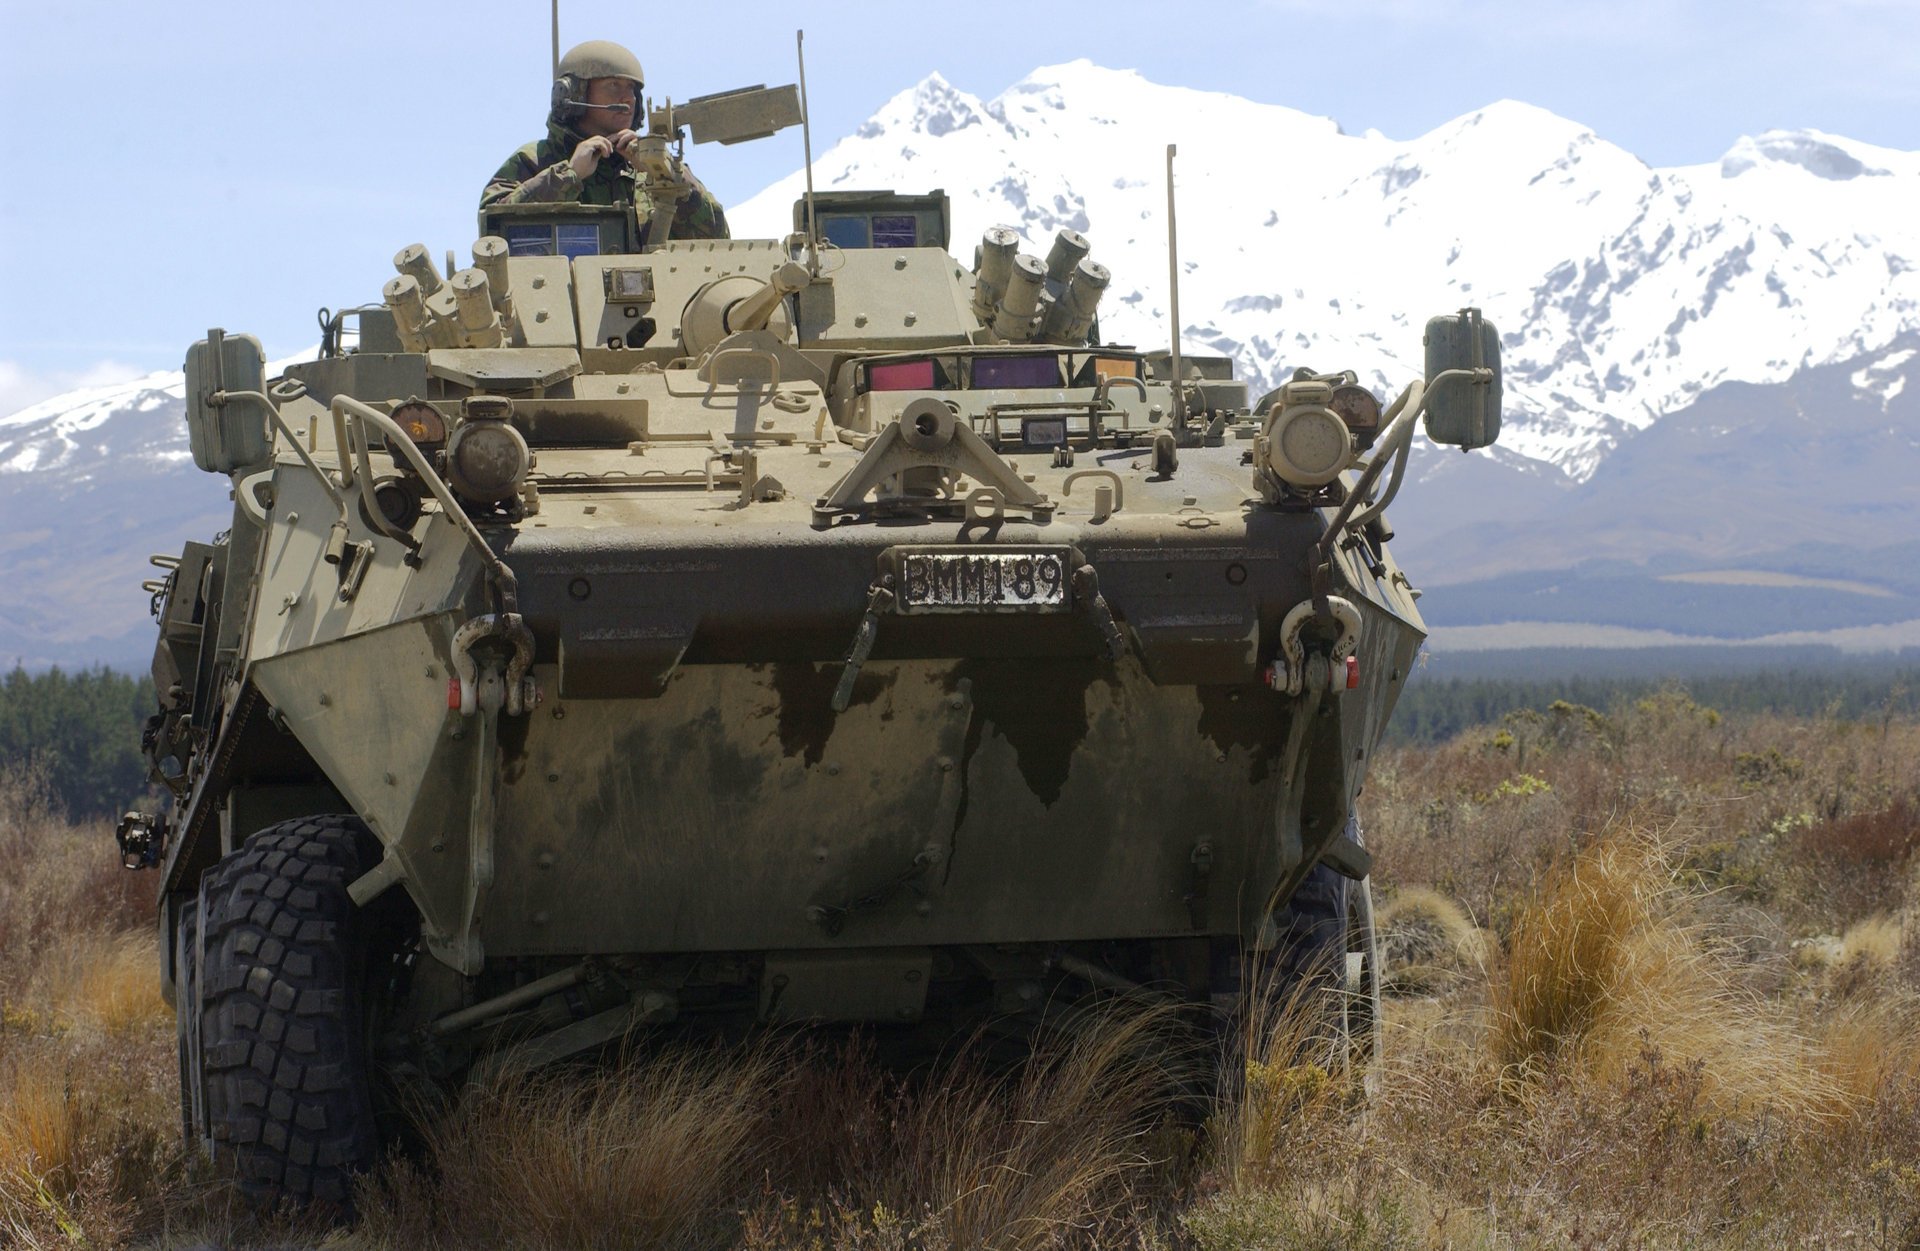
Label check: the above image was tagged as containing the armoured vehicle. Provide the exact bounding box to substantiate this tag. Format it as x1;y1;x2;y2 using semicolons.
120;95;1502;1206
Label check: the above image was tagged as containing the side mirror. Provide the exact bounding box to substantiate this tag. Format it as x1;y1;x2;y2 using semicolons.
1422;308;1502;449
184;329;269;474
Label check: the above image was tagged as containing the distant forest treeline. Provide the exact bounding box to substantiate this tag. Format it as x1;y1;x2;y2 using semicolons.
2;659;1917;818
1388;663;1920;745
0;665;154;819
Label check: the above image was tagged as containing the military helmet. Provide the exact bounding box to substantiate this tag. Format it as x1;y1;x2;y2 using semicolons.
559;40;644;88
551;40;645;123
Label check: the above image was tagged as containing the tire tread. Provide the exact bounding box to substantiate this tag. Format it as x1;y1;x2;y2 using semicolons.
198;814;377;1208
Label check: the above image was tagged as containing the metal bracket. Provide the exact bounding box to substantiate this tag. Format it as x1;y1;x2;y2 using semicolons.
1061;469;1123;522
1072;563;1128;660
1184;840;1214;929
114;810;167;870
1321;821;1373;881
832;578;896;711
813;398;1053;526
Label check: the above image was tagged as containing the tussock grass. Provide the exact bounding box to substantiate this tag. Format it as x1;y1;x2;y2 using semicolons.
1207;928;1376;1193
360;1044;778;1251
7;699;1920;1248
740;1002;1186;1250
0;1054;92;1199
1491;829;1845;1120
1377;885;1492;995
1840;913;1906;968
29;931;170;1035
0;1036;178;1249
878;1004;1177;1249
1812;994;1920;1111
1490;829;1670;1071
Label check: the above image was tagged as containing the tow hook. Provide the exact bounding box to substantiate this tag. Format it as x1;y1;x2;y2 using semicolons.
1267;596;1362;696
451;613;538;716
115;810;168;870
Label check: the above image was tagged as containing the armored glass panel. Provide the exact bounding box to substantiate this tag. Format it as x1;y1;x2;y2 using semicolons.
822;216;870;249
503;224;555;257
972;355;1062;388
871;214;918;248
557;225;601;258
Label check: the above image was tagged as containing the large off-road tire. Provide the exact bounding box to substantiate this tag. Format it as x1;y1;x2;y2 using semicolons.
194;815;388;1209
175;896;206;1147
1343;876;1385;1094
1233;830;1384;1087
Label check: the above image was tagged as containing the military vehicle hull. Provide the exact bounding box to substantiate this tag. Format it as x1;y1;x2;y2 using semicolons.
237;488;1419;977
127;187;1496;1208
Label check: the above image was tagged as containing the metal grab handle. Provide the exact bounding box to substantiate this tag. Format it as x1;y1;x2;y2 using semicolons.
235;469;276;525
663;346;785;397
1340;383;1422;535
1095;375;1147;407
331;395;523;615
701;346;781;392
1331;367;1492;542
213;389;347;522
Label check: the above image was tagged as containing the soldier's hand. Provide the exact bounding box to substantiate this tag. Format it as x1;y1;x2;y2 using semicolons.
569;136;615;179
611;130;644;163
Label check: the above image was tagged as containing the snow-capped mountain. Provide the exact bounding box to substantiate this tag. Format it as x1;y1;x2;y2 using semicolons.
2;371;187;475
0;366;280;670
734;62;1920;480
6;61;1918;668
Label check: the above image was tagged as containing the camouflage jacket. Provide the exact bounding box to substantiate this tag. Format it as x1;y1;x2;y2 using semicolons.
479;119;729;242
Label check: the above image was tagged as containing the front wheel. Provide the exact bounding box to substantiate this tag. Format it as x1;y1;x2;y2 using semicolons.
192;815;392;1209
1230;854;1384;1088
175;895;206;1148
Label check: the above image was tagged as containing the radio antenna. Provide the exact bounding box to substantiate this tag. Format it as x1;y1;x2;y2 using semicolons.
797;29;821;277
1165;143;1186;421
550;0;560;80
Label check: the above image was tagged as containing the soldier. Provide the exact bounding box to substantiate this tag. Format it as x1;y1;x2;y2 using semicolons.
481;40;729;242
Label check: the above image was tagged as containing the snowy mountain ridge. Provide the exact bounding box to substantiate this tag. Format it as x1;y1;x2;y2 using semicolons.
732;61;1920;480
5;61;1918;667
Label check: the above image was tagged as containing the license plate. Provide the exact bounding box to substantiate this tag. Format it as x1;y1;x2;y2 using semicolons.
894;548;1072;613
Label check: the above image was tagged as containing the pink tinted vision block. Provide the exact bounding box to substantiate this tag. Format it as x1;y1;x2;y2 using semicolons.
869;360;935;391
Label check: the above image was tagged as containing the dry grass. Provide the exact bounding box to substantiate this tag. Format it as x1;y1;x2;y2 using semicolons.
358;1045;778;1250
1841;914;1907;968
735;1003;1186;1250
30;931;171;1035
6;697;1920;1248
1376;885;1493;996
1488;828;1843;1119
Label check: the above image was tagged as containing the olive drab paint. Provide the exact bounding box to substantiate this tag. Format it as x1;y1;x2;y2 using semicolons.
132;78;1502;1201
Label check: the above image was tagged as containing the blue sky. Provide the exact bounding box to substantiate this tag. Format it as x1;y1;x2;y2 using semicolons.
2;0;1915;411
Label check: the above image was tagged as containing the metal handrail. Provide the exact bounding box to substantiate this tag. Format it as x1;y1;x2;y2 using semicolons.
330;395;522;614
212;389;348;521
1316;367;1493;560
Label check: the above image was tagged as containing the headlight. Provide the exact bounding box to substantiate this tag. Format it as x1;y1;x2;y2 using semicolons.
1263;380;1354;488
446;416;530;503
391;399;447;447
